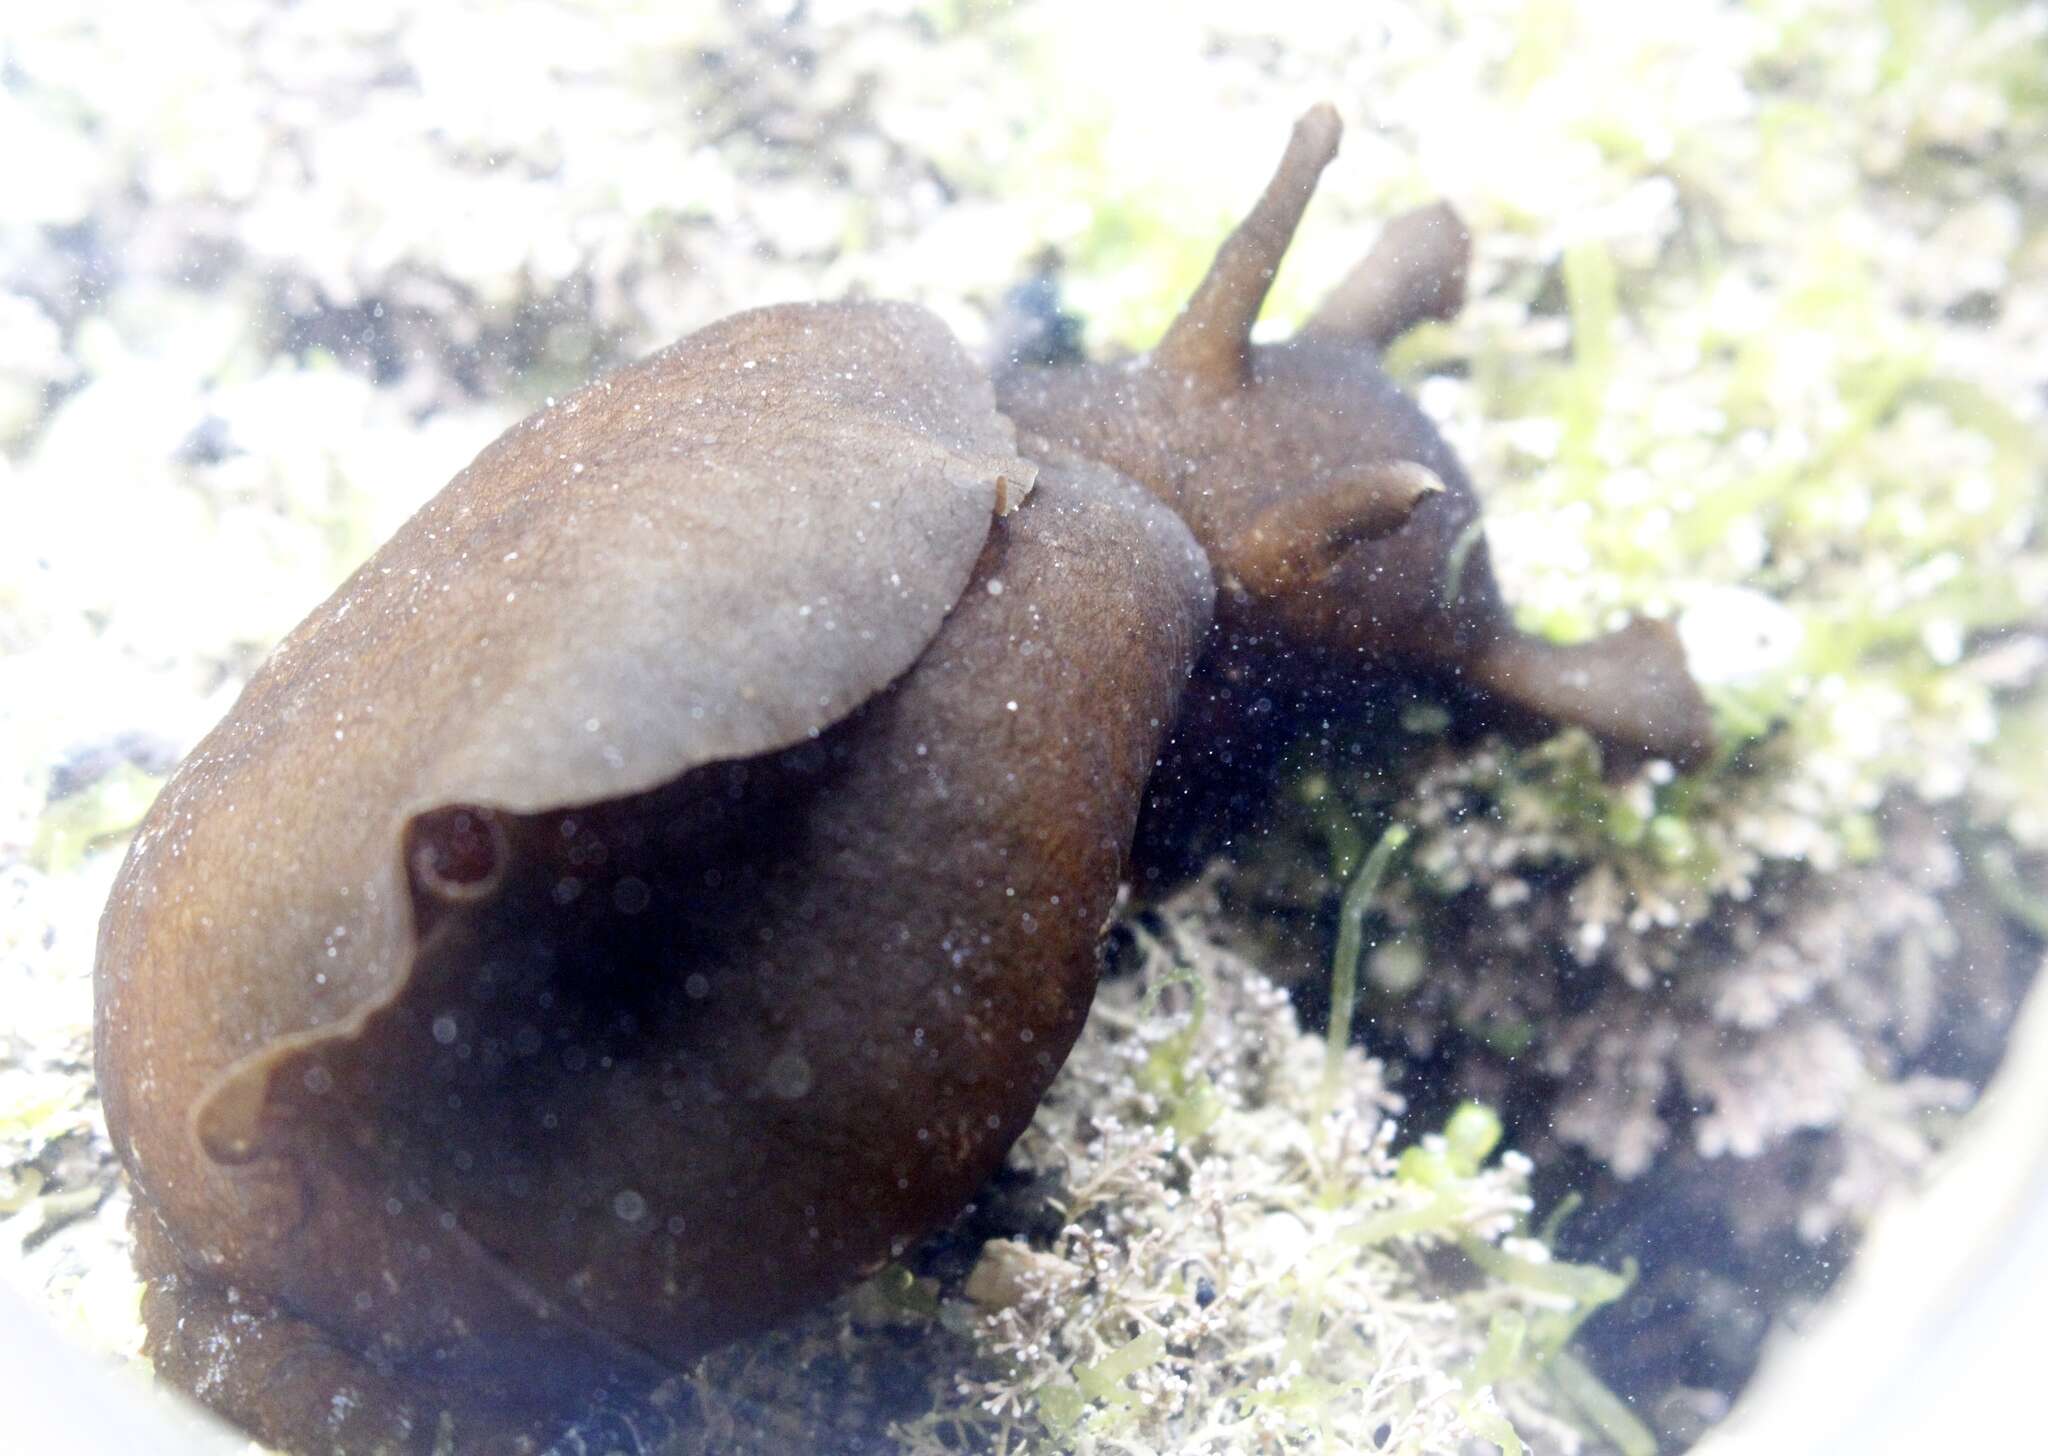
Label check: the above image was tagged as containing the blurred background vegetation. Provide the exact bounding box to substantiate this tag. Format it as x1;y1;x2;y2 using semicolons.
3;1;2044;1451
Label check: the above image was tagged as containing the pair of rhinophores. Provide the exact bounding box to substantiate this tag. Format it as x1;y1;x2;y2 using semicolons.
96;105;1710;1454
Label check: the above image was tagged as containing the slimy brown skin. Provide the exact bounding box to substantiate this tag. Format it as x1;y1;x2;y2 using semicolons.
94;103;1711;1456
97;302;1217;1452
998;104;1715;774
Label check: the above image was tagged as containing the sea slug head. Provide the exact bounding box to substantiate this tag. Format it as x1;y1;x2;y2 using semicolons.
1000;104;1714;772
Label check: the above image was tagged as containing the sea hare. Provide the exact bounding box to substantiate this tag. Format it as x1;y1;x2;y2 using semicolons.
95;104;1709;1455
